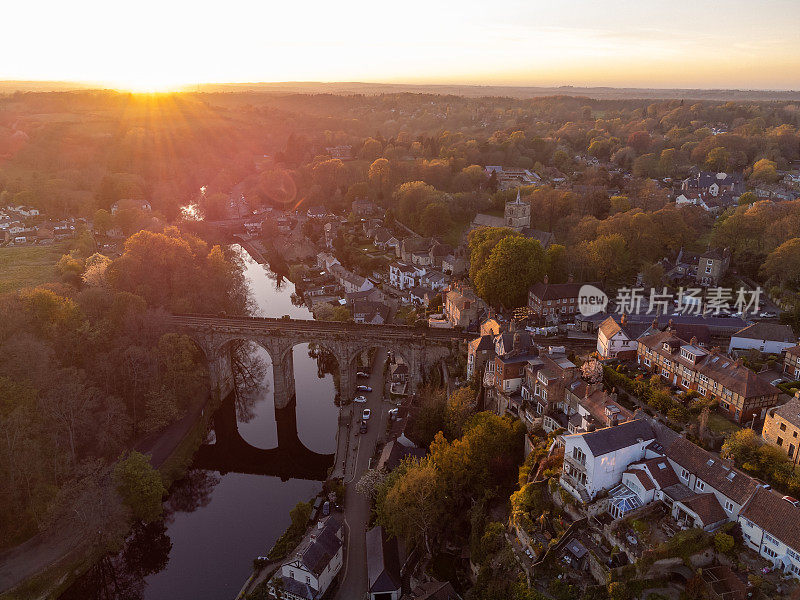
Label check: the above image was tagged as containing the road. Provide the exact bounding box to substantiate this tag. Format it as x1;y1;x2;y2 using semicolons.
336;349;389;600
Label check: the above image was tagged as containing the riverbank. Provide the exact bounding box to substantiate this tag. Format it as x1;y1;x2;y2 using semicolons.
0;391;221;600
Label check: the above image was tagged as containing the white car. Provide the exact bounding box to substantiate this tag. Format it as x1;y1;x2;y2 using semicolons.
356;371;370;378
362;408;371;420
353;395;367;403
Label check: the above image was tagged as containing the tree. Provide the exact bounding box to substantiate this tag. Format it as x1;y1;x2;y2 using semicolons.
706;146;731;172
721;428;761;467
82;253;112;287
473;235;546;308
609;195;631;214
376;458;444;555
627;131;651;154
418;202;452;238
761;238;800;287
714;531;735;554
750;158;779;183
113;451;166;523
737;191;757;206
368;158;390;199
358;138;382;161
544;244;570;283
93;209;114;235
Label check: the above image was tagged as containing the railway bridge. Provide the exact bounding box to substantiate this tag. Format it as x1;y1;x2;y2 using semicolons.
169;314;475;407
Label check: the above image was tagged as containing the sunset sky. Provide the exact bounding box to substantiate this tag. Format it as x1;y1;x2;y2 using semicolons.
5;0;800;91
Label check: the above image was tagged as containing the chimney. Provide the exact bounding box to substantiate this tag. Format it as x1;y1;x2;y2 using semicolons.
621;313;627;325
690;336;698;345
543;274;549;285
568;273;574;283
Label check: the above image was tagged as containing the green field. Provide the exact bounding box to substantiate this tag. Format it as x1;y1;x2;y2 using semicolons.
0;243;68;294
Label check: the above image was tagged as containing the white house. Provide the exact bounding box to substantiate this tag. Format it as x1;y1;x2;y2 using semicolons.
739;488;800;580
317;252;340;271
596;315;655;360
330;264;373;294
420;270;449;292
560;419;658;503
389;262;424;290
269;514;344;600
728;322;797;355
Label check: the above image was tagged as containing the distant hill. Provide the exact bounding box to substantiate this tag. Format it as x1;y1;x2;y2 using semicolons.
1;80;799;101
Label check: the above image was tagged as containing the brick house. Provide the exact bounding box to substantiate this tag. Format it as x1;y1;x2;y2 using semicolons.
636;329;781;424
528;277;600;323
784;345;800;379
762;397;800;464
696;248;730;286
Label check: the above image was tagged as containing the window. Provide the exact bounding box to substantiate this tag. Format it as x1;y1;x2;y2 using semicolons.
781;422;787;431
644;357;651;366
289;570;295;579
680;468;689;480
306;576;311;584
698;386;707;396
705;263;712;274
765;532;779;546
662;368;670;378
777;437;784;447
696;480;705;491
788;548;800;561
725;500;734;512
764;547;778;558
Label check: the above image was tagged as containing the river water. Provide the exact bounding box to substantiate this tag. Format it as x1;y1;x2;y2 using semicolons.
62;246;340;600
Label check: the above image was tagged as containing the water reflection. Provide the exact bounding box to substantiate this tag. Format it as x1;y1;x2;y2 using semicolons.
60;246;339;600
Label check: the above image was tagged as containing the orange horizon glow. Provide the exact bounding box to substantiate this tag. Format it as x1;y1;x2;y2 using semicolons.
4;0;800;92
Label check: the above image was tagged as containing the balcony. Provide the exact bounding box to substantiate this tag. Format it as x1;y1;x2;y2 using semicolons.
564;454;587;474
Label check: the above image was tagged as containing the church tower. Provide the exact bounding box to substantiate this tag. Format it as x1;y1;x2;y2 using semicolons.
504;188;530;232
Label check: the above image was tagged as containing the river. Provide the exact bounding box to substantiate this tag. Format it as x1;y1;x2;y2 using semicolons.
61;246;340;600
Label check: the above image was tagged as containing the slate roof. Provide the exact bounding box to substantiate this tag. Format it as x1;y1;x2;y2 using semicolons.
665;438;759;505
732;322;796;343
276;576;318;600
571;418;655;457
740;488;800;552
472;213;505;228
598;316;653;342
298;514;343;576
625;469;655;491
411;580;461;600
661;483;697;502
769;397;800;429
787;345;800;358
680;492;728;526
520;228;555;248
640;457;680;488
378;439;427;471
366;526;402;594
529;281;598;301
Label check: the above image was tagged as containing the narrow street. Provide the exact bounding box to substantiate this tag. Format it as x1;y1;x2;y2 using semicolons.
336;348;389;600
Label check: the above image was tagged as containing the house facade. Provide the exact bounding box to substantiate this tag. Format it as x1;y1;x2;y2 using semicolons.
269;514;344;600
636;330;781;424
762;397;800;462
696;248;730;286
728;322;797;355
739;488;800;579
596;315;654;360
785;346;800;378
528;278;598;323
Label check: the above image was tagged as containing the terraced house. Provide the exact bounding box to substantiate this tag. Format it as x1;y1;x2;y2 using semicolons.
560;417;800;579
636;329;781;424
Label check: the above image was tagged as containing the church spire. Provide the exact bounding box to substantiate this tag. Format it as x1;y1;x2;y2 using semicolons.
515;188;521;203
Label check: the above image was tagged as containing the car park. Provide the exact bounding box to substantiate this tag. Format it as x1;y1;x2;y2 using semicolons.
362;408;371;420
357;385;372;392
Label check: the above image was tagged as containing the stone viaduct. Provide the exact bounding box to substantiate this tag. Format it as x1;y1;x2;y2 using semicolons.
169;314;475;407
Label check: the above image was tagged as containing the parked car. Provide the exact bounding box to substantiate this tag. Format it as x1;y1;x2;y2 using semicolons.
356;371;370;378
388;408;399;420
362;408;371;420
359;420;368;434
759;311;777;319
353;395;367;403
357;385;372;392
